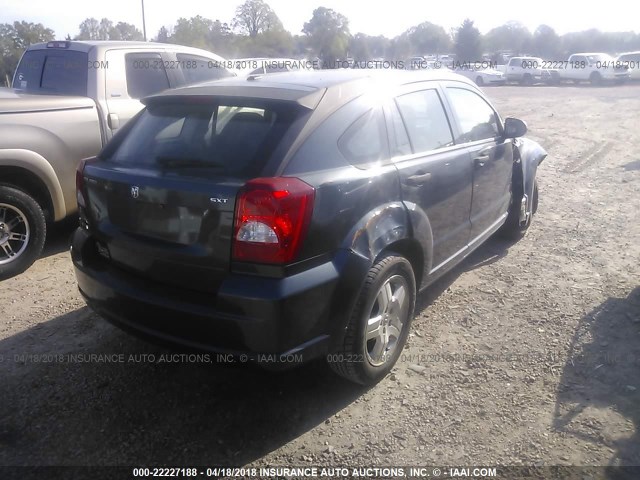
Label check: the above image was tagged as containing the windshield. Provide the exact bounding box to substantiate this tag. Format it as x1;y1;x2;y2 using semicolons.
586;54;613;63
13;49;88;96
105;101;302;179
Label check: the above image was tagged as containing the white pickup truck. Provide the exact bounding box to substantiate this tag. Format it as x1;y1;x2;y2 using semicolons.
0;40;233;278
499;56;555;85
552;53;630;85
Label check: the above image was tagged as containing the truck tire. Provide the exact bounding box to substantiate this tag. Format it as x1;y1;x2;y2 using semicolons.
521;73;533;85
590;72;602;86
328;253;416;385
0;186;46;280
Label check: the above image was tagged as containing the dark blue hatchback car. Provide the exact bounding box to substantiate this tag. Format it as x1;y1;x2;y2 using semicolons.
72;69;546;385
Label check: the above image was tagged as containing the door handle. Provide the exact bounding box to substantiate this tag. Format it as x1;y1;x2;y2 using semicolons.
405;172;432;186
474;148;492;167
107;113;120;130
474;156;489;167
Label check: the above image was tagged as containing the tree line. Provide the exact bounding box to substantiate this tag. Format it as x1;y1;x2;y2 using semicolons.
3;0;640;85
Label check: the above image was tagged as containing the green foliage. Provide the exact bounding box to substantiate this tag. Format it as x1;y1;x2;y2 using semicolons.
485;21;532;55
154;17;234;57
303;7;350;64
109;22;145;41
0;21;54;86
387;36;412;61
454;19;482;62
233;0;283;38
235;29;293;57
401;22;452;56
350;34;391;61
532;25;561;59
75;18;143;41
169;16;217;49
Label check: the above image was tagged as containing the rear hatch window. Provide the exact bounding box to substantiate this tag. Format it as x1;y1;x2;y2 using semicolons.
13;49;88;96
83;98;305;292
104;100;300;179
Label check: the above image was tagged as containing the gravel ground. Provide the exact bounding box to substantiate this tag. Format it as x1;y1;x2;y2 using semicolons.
1;85;639;475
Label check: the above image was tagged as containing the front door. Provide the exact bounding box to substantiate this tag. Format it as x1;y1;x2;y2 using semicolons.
443;85;513;241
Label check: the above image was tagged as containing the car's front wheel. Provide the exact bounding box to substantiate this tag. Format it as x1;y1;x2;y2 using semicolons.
500;179;538;240
475;76;484;86
329;253;416;385
0;186;46;280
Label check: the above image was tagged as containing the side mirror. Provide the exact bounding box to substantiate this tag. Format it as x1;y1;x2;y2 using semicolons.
504;117;527;138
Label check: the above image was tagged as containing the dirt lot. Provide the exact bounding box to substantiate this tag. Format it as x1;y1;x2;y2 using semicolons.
1;85;639;475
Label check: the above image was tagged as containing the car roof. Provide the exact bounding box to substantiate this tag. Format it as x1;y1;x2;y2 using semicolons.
143;69;476;110
145;68;475;109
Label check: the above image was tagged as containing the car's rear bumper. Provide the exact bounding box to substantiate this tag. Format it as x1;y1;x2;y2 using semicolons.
71;228;370;366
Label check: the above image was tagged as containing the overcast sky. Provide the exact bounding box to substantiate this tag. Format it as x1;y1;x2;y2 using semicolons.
0;0;635;39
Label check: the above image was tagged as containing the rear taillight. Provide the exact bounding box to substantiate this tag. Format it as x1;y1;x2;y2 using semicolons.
233;177;315;264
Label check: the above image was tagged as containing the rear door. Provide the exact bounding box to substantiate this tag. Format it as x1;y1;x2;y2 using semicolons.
388;84;473;271
83;99;303;293
443;84;513;241
104;49;172;135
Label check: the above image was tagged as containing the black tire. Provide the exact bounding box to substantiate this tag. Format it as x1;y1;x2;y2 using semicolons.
590;72;602;86
500;179;538;240
521;73;533;85
475;76;484;86
0;186;46;280
328;253;416;385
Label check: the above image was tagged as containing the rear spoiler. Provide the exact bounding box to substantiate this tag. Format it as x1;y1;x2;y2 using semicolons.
142;87;326;111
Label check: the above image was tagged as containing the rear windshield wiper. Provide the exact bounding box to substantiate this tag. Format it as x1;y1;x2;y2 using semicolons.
156;156;225;169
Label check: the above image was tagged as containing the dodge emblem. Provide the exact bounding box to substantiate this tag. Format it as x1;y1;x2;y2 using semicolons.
131;186;139;199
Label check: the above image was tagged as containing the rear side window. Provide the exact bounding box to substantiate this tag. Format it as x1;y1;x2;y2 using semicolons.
125;53;170;99
388;103;412;157
106;101;301;179
176;53;234;85
13;49;88;96
338;108;388;168
395;89;454;154
446;87;500;143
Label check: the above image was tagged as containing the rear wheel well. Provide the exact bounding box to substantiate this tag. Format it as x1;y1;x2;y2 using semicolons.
0;166;54;222
377;239;424;288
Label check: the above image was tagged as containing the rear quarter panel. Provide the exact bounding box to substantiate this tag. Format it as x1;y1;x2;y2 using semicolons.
282;89;427;285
